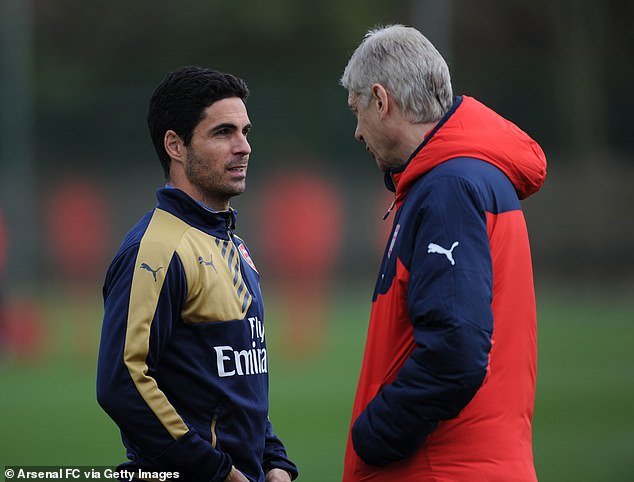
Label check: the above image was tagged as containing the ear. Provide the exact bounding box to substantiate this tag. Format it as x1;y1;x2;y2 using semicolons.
371;83;390;119
164;130;186;164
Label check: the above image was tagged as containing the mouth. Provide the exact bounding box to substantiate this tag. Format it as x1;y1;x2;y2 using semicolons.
227;162;247;171
227;164;248;178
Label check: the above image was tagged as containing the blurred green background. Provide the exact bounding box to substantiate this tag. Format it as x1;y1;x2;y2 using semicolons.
1;288;633;481
1;0;633;481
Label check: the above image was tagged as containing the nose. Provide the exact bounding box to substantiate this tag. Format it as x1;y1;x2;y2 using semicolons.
235;133;251;155
354;124;363;142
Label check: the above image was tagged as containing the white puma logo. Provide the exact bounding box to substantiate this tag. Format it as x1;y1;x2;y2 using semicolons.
427;241;460;266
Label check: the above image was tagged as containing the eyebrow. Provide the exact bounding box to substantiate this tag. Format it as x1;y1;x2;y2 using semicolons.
210;122;252;134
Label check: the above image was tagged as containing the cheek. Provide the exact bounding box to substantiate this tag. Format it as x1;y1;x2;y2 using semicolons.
194;145;223;167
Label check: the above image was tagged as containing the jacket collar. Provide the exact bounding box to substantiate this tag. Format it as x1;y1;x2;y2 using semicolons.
156;187;236;238
384;95;546;206
384;96;463;194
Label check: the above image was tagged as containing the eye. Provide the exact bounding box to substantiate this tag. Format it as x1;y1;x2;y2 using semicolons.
242;126;252;137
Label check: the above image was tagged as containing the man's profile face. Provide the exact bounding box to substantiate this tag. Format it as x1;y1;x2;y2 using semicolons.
348;91;390;172
183;97;251;208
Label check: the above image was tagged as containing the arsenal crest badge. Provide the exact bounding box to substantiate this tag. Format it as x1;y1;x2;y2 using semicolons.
238;243;258;273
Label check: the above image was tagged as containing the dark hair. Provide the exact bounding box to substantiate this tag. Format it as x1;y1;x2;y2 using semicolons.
147;66;249;179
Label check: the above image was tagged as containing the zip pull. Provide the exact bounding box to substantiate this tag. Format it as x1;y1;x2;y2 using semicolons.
382;198;396;220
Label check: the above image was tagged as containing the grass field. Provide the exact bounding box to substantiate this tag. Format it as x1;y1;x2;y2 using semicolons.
1;286;633;481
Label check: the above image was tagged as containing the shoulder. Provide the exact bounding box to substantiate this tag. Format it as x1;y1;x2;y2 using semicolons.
116;211;153;256
107;209;190;280
118;208;192;252
408;158;520;214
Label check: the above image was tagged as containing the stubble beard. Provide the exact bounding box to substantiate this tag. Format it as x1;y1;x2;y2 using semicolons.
186;152;245;209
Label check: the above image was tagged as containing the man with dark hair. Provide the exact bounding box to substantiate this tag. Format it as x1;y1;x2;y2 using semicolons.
97;66;297;482
341;26;546;481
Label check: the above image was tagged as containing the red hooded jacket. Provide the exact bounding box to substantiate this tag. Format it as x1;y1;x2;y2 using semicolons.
343;96;546;482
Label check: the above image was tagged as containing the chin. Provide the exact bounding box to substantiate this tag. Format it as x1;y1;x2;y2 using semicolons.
228;184;246;197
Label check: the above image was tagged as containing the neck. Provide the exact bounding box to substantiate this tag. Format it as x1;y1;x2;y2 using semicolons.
198;192;230;212
166;181;230;212
384;120;437;170
399;121;437;162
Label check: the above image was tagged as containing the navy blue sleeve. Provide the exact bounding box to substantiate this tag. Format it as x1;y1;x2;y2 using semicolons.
352;175;493;466
262;418;299;480
96;245;233;482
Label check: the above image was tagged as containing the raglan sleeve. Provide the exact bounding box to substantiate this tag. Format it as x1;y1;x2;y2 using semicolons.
96;243;233;482
351;175;494;466
262;417;299;480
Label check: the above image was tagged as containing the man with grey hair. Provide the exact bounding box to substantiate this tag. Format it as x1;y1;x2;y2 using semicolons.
341;25;546;481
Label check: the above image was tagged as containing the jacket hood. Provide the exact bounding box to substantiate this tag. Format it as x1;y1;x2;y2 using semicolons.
388;96;547;206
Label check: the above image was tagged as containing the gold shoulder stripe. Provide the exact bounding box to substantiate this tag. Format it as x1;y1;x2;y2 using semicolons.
124;208;190;439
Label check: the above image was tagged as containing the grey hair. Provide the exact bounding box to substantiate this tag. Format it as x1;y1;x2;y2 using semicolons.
341;25;453;123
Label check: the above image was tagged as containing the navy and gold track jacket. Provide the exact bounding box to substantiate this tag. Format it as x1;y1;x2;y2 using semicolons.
97;187;297;482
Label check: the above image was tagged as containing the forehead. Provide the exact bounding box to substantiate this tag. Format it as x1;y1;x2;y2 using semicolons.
347;91;358;108
198;97;250;127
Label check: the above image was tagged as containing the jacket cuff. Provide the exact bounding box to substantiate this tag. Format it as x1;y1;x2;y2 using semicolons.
351;410;400;467
263;459;299;481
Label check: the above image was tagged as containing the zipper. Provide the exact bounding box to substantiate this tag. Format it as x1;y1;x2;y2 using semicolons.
382;197;396;220
210;414;218;448
383;173;397;220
